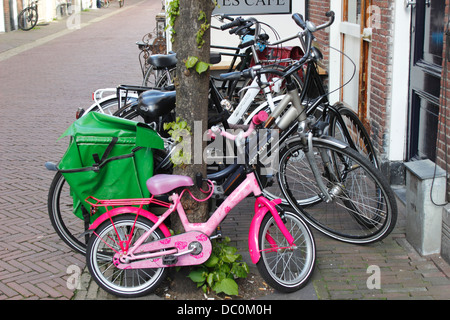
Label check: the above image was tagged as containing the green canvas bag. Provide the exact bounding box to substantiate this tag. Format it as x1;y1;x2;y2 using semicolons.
57;112;164;222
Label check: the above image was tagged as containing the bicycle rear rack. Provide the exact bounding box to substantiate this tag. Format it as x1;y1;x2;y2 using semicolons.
85;195;171;214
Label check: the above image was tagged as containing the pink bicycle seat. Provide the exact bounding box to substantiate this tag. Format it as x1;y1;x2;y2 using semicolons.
146;174;194;195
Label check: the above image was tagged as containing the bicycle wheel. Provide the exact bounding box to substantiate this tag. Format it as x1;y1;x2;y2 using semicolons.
329;103;379;168
278;139;397;244
256;210;315;292
155;68;176;88
48;171;87;254
86;214;168;298
142;66;156;87
89;95;137;116
18;7;38;31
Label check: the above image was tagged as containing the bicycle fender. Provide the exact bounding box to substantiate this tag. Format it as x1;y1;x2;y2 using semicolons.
284;134;349;150
248;198;282;264
87;207;171;237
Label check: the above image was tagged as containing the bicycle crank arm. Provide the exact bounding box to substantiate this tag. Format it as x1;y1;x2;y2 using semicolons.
113;231;212;269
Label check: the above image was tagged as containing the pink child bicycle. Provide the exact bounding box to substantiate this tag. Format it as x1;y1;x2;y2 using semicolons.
84;112;315;298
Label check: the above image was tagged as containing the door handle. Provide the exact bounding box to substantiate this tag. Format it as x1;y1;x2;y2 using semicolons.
405;0;430;8
405;0;415;8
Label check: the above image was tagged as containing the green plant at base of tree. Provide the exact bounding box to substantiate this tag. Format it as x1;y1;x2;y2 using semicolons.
187;237;249;296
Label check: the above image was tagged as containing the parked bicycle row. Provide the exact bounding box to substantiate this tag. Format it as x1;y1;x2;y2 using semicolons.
45;11;398;298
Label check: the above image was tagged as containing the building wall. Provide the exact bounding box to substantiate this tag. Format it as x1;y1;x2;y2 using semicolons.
367;0;394;169
1;0;85;32
306;0;330;65
438;0;450;201
308;0;413;182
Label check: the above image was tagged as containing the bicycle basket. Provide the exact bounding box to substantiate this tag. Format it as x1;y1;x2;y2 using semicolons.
57;112;164;222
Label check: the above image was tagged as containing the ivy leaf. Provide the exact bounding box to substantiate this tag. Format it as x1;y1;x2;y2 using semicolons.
185;56;198;69
195;61;211;74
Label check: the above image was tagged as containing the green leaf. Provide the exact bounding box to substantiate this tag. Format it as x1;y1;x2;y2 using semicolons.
213;278;239;295
204;254;219;268
231;262;249;278
185;56;198;69
195;61;211;74
206;272;214;287
222;253;238;263
187;269;206;283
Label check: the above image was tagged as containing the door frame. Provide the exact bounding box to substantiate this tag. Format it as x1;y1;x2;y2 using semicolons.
329;0;412;165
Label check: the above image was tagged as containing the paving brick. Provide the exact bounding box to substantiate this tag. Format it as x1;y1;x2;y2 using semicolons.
1;0;450;302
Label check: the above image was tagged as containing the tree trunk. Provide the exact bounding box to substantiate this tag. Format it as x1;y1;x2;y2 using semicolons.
171;0;214;232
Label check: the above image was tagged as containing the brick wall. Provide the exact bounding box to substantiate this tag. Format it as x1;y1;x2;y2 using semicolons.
3;0;11;32
307;1;395;176
307;0;331;66
367;0;394;167
437;0;450;201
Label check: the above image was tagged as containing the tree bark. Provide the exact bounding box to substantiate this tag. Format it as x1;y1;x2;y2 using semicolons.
171;0;214;232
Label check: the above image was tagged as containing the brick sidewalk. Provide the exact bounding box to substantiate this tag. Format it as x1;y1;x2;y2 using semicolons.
72;198;450;300
0;0;162;299
1;1;449;300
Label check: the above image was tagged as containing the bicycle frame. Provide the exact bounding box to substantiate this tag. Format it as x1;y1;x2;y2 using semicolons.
86;111;295;268
87;170;291;268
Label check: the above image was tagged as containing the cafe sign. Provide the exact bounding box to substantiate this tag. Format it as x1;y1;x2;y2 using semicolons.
212;0;292;15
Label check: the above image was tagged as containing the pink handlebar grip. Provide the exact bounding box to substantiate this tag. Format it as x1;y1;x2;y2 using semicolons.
252;111;269;125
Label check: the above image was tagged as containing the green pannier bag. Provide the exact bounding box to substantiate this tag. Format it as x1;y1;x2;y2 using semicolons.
57;112;164;222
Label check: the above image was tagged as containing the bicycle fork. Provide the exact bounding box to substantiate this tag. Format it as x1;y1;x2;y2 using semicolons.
248;196;296;264
301;132;347;203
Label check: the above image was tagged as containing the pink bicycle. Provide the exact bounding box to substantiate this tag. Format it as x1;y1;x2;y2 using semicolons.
85;112;315;298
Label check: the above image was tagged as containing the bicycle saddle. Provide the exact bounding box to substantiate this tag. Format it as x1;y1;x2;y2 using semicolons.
146;174;194;195
138;90;176;118
148;53;177;69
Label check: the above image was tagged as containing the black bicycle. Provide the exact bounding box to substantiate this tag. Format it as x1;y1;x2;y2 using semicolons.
18;0;39;31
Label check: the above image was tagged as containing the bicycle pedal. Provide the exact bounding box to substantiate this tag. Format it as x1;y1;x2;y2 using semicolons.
162;255;178;265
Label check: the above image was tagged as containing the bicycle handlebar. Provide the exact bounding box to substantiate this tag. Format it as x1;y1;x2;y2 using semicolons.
219;11;335;81
209;111;268;142
220;17;246;31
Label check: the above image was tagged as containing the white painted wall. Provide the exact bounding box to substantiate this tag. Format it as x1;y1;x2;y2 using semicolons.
328;0;342;105
388;1;412;162
0;0;5;32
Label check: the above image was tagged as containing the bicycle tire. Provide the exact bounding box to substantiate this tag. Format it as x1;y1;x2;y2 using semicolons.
142;65;156;87
155;68;176;88
329;103;379;168
48;171;87;254
18;7;38;31
256;210;315;292
89;95;137;116
47;97;138;254
86;214;168;298
278;138;397;244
